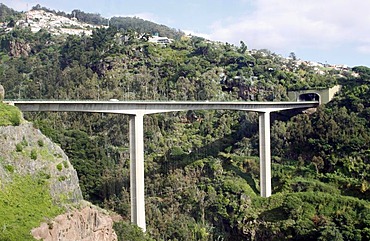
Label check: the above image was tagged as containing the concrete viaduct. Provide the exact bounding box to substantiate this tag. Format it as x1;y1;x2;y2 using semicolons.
8;100;319;232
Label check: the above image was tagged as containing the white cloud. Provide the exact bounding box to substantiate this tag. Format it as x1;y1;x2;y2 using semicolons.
208;0;370;55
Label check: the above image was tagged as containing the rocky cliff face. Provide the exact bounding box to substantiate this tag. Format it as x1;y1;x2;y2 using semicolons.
10;40;31;57
32;203;118;241
0;122;82;204
0;122;118;240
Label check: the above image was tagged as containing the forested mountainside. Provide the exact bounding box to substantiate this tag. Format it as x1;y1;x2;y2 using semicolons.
1;4;370;240
0;3;21;22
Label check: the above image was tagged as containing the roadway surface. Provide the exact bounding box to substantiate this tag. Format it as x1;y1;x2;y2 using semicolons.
7;100;319;115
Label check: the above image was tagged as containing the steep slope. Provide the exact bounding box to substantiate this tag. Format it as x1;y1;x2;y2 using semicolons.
0;104;117;241
0;122;82;204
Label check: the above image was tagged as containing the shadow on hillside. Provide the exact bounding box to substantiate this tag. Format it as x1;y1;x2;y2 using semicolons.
156;133;235;171
152;132;259;195
223;163;259;194
259;207;287;222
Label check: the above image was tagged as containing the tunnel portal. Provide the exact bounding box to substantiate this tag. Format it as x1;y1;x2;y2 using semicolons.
298;93;320;102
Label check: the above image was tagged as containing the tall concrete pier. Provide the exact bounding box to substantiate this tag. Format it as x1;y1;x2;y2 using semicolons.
129;113;146;231
9;100;319;232
259;111;271;197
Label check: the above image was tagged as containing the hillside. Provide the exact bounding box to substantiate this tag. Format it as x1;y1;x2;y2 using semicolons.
0;4;183;40
0;3;370;240
0;103;118;241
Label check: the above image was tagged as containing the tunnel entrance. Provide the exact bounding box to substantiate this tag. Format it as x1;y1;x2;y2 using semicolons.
298;93;320;102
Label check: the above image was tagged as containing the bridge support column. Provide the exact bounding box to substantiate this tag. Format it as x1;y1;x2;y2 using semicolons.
259;111;271;197
129;113;146;232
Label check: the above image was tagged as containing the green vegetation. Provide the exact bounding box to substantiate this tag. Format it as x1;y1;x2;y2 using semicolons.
56;163;63;171
30;149;37;160
37;139;44;147
62;160;69;168
114;221;153;241
15;143;22;152
247;191;370;240
58;176;66;181
15;137;29;152
0;103;22;126
0;3;370;240
0;3;21;22
4;164;14;173
0;175;63;241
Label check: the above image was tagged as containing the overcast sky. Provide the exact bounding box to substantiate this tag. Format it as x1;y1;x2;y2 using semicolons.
3;0;370;67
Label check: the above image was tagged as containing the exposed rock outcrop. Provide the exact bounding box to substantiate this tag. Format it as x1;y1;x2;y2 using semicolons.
8;40;31;57
0;121;118;240
0;122;82;204
0;84;4;100
32;203;118;241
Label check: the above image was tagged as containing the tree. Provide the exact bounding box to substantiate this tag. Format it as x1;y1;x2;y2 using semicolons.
238;40;248;54
289;52;297;61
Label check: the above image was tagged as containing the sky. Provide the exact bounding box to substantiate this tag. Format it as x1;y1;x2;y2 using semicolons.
3;0;370;67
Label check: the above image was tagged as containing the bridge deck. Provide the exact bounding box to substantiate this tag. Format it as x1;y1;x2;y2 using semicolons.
6;100;319;115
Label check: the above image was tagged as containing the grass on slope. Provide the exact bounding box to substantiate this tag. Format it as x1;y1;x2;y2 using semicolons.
0;175;63;241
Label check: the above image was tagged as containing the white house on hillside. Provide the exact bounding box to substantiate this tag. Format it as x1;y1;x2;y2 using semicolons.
148;36;173;44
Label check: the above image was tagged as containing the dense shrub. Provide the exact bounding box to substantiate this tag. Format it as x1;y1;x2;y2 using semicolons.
0;103;22;126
